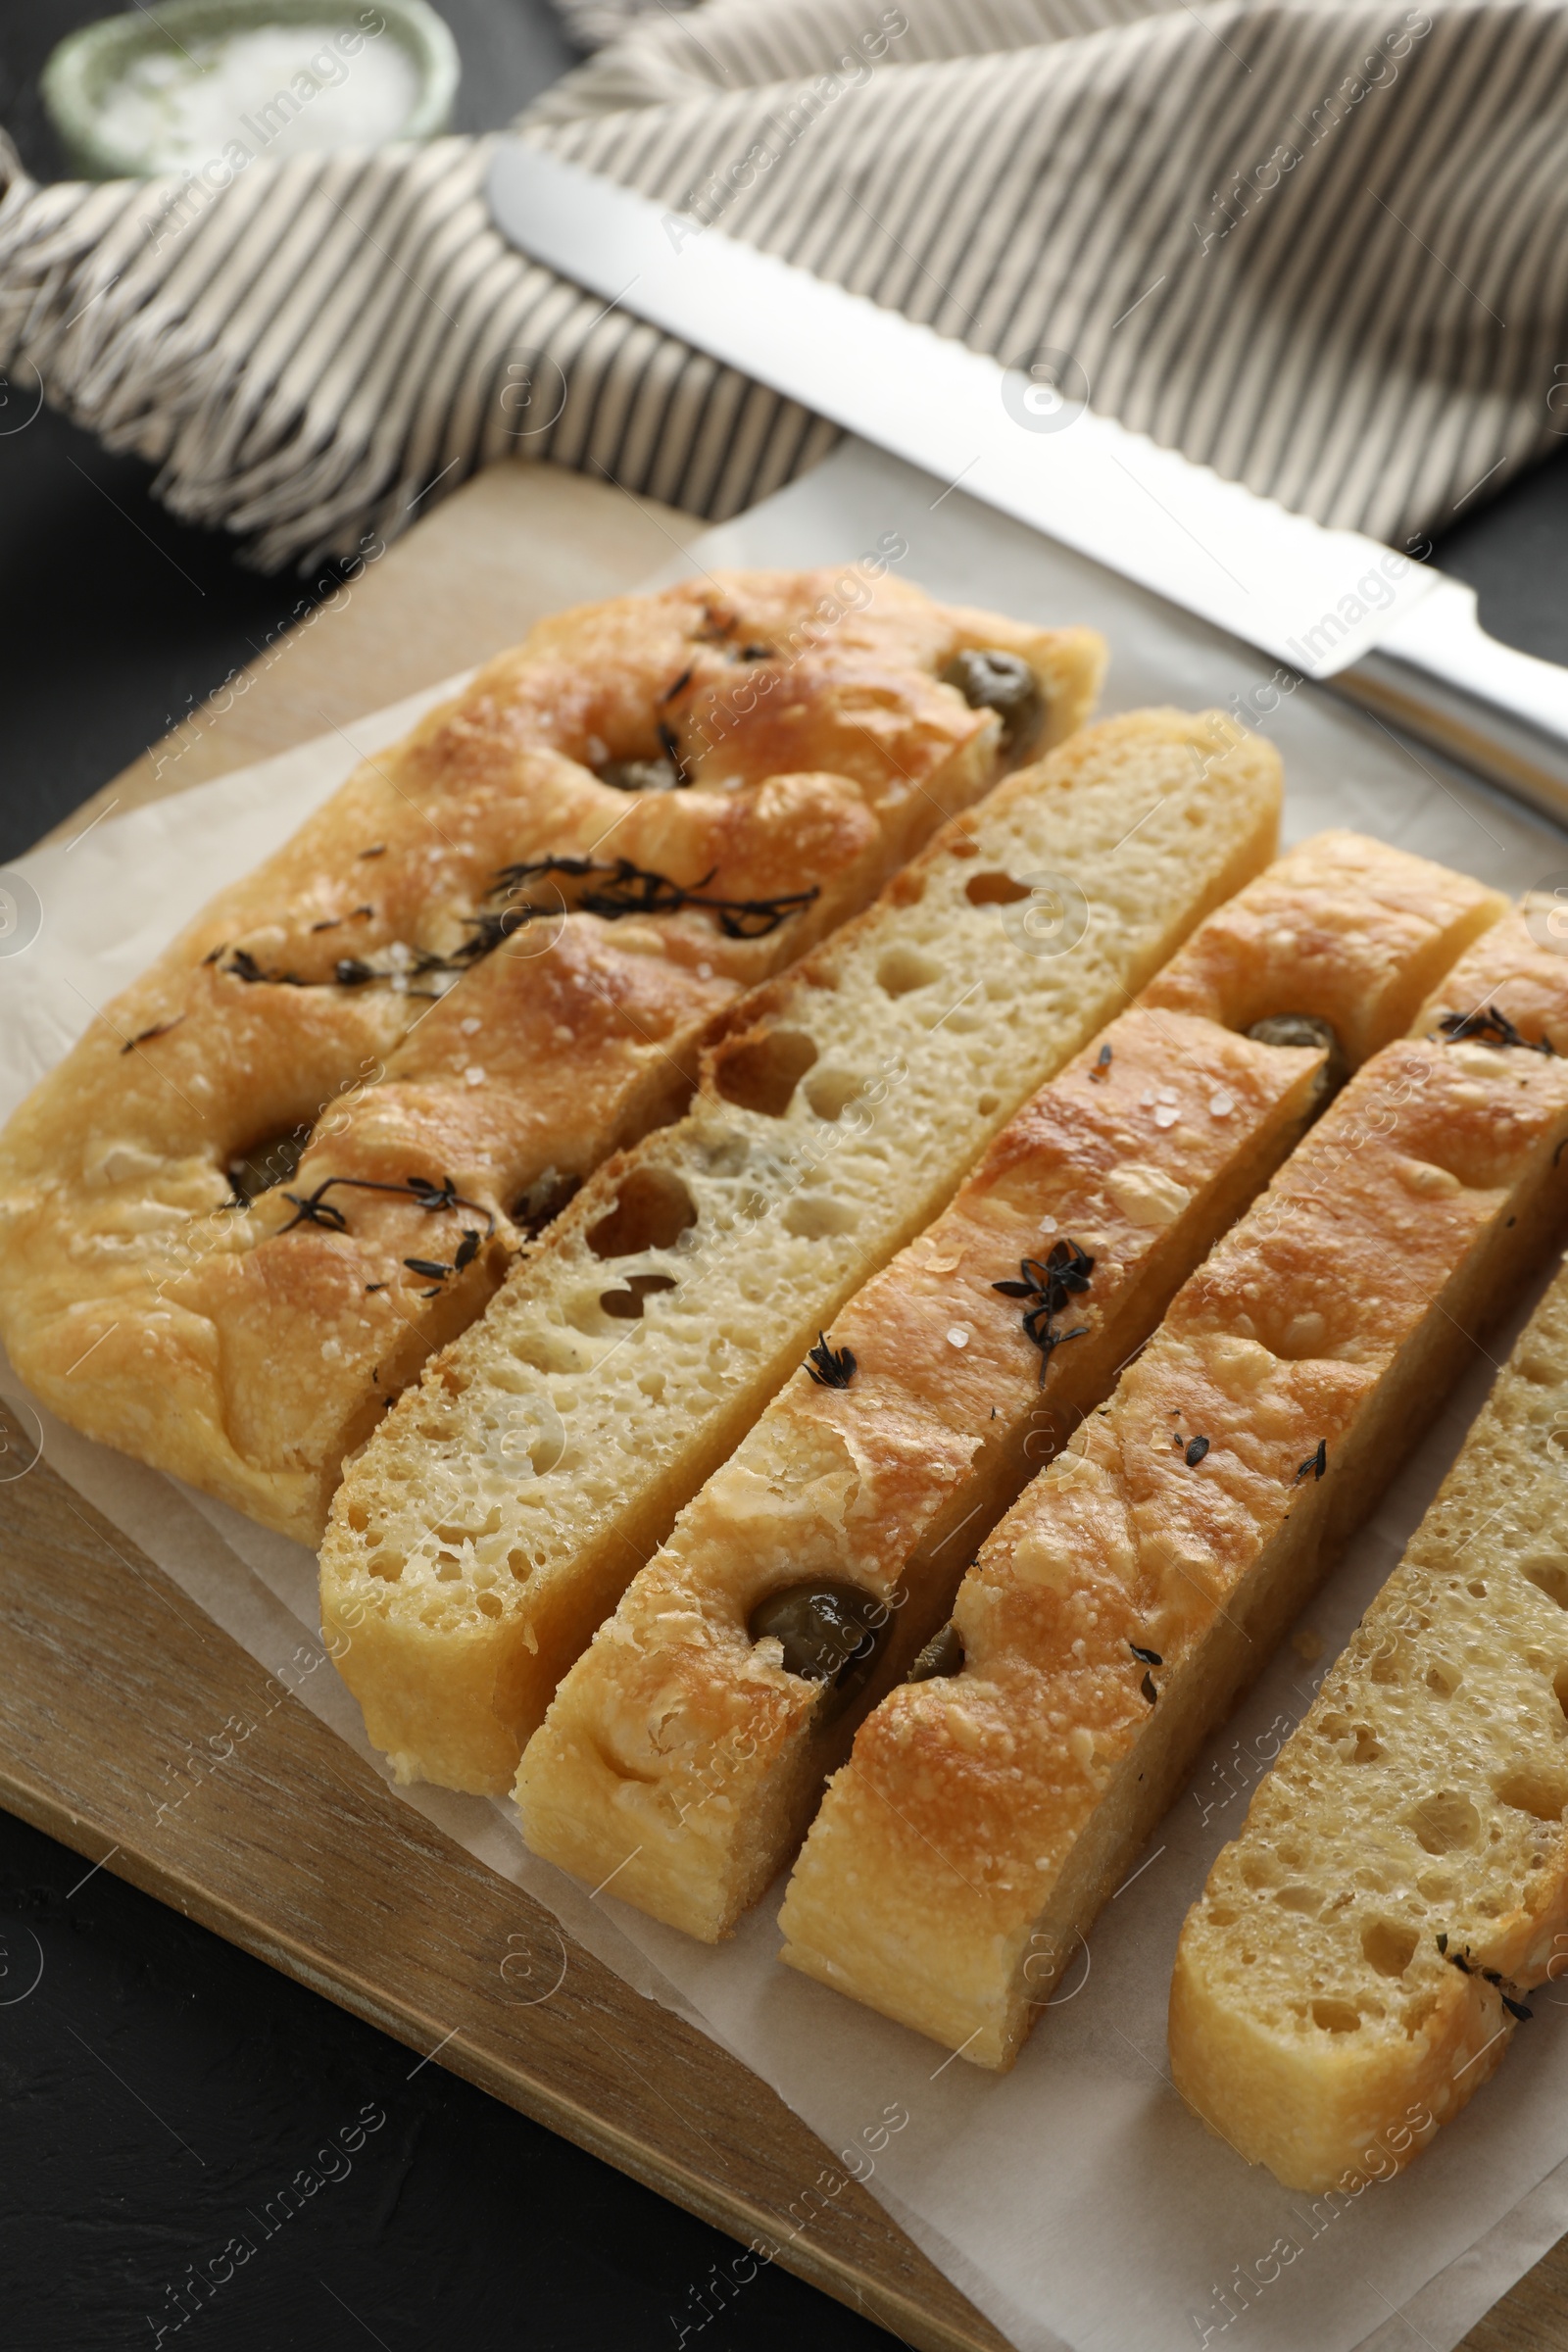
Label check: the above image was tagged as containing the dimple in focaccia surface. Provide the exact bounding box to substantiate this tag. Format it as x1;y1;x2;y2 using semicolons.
779;907;1568;2068
515;834;1505;1938
0;570;1103;1544
320;710;1282;1794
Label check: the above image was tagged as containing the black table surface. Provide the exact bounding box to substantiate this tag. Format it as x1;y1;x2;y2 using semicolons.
5;9;1568;2349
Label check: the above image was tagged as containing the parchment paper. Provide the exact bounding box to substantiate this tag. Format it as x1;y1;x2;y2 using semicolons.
6;440;1568;2352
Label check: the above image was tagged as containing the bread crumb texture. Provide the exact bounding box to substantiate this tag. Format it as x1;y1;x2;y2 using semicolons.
321;710;1282;1793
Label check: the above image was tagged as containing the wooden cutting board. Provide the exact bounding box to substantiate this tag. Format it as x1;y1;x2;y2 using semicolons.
5;460;1558;2352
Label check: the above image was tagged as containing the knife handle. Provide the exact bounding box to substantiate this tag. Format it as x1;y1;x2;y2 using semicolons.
1335;576;1568;829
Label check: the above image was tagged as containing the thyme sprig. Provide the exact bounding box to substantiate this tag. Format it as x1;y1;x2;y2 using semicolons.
220;854;819;991
276;1174;496;1241
489;855;818;941
993;1239;1094;1386
806;1334;857;1389
1438;1005;1554;1054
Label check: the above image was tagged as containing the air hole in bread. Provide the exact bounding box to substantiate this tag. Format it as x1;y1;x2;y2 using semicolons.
781;1193;859;1241
1361;1919;1418;1979
888;871;926;908
712;1028;819;1116
585;1166;698;1257
475;1592;503;1619
1311;1999;1362;2034
1274;1885;1319;1915
977;1092;1000;1115
1523;1558;1568;1609
805;1068;869;1123
1553;1665;1568;1721
964;870;1033;907
877;946;944;998
600;1273;678;1321
1425;1658;1463;1697
1409;1791;1481;1854
1494;1766;1568;1823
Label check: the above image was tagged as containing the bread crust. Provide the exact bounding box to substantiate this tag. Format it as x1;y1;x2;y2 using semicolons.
517;836;1504;1937
0;572;1104;1542
778;907;1568;2068
321;710;1282;1793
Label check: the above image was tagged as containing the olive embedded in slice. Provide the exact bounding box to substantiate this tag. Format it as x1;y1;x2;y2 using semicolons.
940;649;1045;759
748;1581;887;1713
225;1126;310;1204
906;1620;964;1685
1245;1013;1349;1100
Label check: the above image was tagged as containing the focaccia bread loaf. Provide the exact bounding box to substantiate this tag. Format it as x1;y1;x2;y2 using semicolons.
1169;920;1568;2192
0;570;1103;1544
516;836;1504;1938
778;906;1568;2068
320;710;1283;1794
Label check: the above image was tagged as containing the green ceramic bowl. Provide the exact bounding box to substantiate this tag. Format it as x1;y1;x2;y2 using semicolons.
42;0;461;179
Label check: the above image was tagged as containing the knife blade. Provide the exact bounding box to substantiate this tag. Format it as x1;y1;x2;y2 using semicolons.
487;141;1568;825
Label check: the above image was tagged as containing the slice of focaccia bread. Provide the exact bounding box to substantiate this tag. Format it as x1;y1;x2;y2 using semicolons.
0;571;1103;1544
777;906;1568;2068
320;710;1283;1794
1169;940;1568;2189
516;837;1505;1938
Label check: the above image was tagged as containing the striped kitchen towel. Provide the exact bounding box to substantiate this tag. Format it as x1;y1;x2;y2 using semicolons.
1;0;1564;571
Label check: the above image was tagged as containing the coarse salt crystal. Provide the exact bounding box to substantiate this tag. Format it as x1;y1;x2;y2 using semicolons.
1208;1089;1235;1118
1152;1103;1179;1129
946;1324;970;1349
461;1016;481;1036
465;1065;486;1088
1139;1089;1156;1108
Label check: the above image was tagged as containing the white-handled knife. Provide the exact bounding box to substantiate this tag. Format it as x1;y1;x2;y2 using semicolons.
487;142;1568;825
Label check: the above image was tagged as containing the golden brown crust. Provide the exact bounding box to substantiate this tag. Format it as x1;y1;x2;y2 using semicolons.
778;908;1568;2067
0;572;1104;1542
515;836;1506;1937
